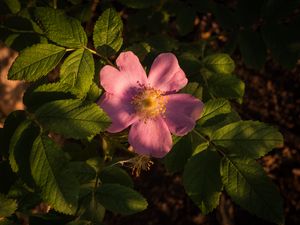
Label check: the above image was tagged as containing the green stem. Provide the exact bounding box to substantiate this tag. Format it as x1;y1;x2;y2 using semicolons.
0;25;37;34
200;42;207;59
193;128;227;157
94;174;99;190
192;129;209;142
84;47;114;66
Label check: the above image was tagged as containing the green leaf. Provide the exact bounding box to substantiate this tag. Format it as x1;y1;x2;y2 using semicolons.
238;30;267;69
60;48;94;97
183;149;222;214
212;121;283;159
198;111;241;138
66;162;96;184
221;156;284;224
178;53;202;77
198;99;231;124
66;220;93;225
9;120;39;186
24;82;76;110
0;194;17;217
8;44;66;81
208;74;245;103
100;166;133;188
164;135;193;173
203;53;235;75
3;16;33;31
96;184;147;215
93;8;123;56
31;135;79;215
117;0;160;9
86;82;102;102
35;99;111;139
34;7;87;48
78;194;105;224
1;111;27;158
5;33;43;52
3;0;20;14
0;219;18;225
180;82;202;99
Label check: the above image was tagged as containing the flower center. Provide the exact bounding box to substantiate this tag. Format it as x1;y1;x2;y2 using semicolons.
131;86;167;120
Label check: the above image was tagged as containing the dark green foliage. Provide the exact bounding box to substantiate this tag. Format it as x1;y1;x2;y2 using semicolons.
96;184;148;215
183;149;222;214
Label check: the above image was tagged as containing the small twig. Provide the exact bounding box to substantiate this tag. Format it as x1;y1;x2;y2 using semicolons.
85;46;114;66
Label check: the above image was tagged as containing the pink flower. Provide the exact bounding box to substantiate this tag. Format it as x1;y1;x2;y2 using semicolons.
98;51;204;158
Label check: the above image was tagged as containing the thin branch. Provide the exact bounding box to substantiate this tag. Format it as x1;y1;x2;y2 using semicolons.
85;46;114;66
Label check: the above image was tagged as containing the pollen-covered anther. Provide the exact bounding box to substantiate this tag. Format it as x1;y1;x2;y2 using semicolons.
128;155;154;177
131;87;167;120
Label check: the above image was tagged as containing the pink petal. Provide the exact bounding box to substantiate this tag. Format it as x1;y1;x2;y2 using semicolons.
98;93;138;133
116;51;148;86
128;117;172;158
148;53;188;92
165;94;204;136
100;51;147;97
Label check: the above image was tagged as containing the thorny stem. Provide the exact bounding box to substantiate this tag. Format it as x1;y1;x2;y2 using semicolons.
85;46;114;66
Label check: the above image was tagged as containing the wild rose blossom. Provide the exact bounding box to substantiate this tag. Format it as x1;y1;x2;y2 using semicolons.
98;51;204;158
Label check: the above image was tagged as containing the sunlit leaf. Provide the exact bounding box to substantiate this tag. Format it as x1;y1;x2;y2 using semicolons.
8;44;65;81
93;8;123;56
221;156;284;224
34;7;87;48
31;135;79;215
212;121;283;159
35;99;111;139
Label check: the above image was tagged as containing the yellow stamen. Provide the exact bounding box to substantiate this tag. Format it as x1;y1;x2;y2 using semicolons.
114;155;154;177
128;155;154;177
131;85;167;121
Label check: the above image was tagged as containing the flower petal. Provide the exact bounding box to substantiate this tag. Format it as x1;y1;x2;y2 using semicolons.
129;117;172;158
148;53;188;92
100;65;131;96
98;93;137;133
165;93;204;136
116;51;148;86
100;51;147;97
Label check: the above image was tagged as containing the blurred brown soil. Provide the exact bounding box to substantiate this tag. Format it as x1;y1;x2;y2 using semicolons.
0;44;26;127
